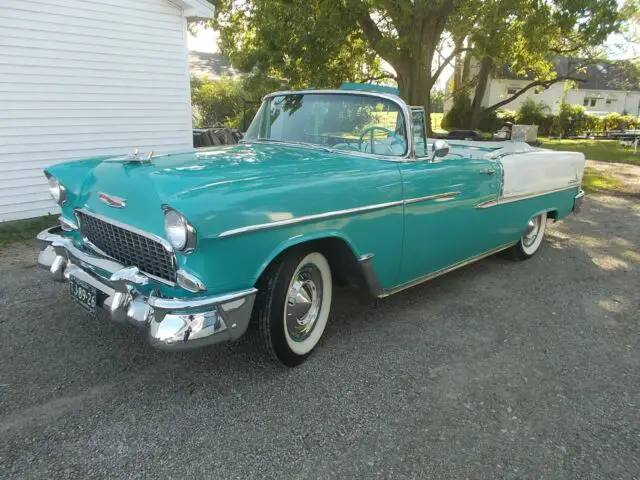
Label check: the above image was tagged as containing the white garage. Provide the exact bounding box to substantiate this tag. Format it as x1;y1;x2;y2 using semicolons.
0;0;213;221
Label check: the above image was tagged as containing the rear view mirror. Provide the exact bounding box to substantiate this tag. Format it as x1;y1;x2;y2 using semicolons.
432;140;450;161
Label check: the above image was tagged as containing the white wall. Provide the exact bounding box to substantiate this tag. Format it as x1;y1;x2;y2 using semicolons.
484;78;640;117
0;0;194;221
484;79;566;113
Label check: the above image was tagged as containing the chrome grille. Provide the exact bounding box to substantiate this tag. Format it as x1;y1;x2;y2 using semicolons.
77;211;176;283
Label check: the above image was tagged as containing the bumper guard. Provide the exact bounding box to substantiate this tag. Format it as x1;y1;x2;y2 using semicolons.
37;226;256;350
573;189;585;213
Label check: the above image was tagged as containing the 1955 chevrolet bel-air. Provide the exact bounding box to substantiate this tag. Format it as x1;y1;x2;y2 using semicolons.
37;84;585;366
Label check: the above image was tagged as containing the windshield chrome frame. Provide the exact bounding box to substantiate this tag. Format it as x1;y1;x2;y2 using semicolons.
246;89;417;162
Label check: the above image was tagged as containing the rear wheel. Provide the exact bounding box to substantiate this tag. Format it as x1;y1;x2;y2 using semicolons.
250;249;332;367
507;213;547;260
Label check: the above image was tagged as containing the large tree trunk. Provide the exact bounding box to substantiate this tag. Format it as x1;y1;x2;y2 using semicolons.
356;4;453;137
396;55;434;135
452;37;464;92
468;56;493;129
394;21;439;136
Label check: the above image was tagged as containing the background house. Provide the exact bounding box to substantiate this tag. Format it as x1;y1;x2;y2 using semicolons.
482;58;640;116
0;0;213;222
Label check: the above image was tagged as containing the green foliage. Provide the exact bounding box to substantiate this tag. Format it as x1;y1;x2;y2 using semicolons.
601;113;638;131
191;74;285;129
476;110;502;132
442;94;471;130
443;94;502;131
497;110;517;124
551;101;587;136
431;91;446;113
516;99;549;126
208;0;381;89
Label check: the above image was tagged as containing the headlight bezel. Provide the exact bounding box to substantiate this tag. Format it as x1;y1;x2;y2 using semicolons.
163;206;197;253
45;172;67;206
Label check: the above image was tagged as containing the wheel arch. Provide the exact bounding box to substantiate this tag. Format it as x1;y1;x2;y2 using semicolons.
252;231;367;289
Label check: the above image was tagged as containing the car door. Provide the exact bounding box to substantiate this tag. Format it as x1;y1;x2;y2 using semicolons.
397;110;502;284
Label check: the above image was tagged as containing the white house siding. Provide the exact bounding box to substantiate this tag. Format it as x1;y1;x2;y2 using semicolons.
0;0;195;221
484;78;640;117
485;79;566;114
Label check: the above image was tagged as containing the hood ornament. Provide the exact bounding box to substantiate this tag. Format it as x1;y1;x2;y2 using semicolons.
105;149;155;164
99;192;127;208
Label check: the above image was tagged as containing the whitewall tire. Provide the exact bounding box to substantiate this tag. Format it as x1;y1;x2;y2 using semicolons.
250;248;332;366
509;213;547;260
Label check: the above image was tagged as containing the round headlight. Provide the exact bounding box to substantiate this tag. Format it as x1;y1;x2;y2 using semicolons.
46;175;66;205
164;209;196;252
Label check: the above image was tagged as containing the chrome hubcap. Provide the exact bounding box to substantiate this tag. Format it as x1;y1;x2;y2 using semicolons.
523;216;541;247
285;264;323;342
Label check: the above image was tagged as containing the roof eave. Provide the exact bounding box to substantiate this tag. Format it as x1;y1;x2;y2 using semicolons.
169;0;213;18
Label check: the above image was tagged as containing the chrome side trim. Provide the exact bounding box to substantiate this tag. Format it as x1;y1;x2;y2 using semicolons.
404;191;460;205
475;185;578;209
218;193;463;239
76;208;174;253
217;200;404;238
359;242;517;298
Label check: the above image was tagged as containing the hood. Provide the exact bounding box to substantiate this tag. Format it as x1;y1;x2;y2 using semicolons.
47;143;369;238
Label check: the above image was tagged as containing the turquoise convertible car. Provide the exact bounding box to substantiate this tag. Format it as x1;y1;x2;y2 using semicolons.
37;84;585;366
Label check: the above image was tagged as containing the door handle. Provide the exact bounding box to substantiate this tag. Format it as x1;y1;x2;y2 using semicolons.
480;168;495;176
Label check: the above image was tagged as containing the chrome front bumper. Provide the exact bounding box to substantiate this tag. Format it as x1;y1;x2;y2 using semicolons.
36;227;256;351
573;189;585;213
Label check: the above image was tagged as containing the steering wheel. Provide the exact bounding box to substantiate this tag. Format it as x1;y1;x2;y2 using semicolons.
358;126;404;155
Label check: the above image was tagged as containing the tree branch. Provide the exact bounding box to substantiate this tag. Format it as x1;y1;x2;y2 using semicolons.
353;4;400;67
483;76;586;113
432;47;471;83
360;72;398;82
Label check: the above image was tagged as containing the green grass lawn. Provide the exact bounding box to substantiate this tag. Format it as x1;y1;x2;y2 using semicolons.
0;215;57;248
539;138;639;165
581;167;624;195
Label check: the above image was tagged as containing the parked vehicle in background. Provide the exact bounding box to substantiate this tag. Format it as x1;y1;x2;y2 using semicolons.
36;84;585;367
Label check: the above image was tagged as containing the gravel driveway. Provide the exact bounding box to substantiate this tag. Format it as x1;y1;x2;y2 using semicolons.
1;191;639;479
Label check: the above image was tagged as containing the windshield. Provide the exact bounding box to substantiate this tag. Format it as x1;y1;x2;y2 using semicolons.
245;93;408;157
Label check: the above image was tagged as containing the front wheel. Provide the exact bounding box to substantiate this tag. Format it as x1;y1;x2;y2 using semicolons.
507;213;547;260
250;249;332;367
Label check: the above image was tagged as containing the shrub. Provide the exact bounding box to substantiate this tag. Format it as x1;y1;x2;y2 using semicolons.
191;74;286;129
441;94;471;130
516;99;549;127
601;113;638;131
497;109;517;125
477;109;501;132
550;102;590;136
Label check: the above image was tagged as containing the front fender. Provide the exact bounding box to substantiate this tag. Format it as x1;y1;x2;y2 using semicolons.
254;229;363;284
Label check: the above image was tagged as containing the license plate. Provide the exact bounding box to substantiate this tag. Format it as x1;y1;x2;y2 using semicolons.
70;275;97;315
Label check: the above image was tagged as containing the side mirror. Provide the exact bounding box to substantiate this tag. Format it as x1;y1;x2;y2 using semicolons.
431;140;450;161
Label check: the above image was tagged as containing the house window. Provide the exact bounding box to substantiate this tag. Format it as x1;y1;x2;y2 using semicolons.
507;87;519;95
584;97;597;107
583;98;589;106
